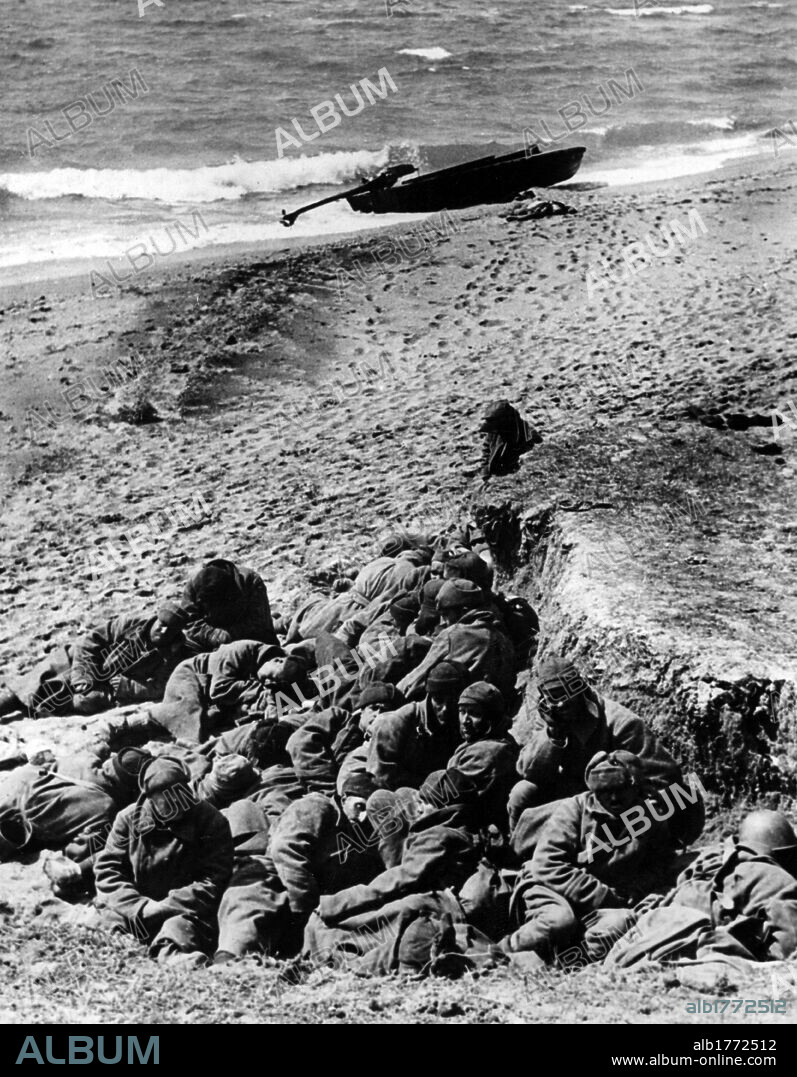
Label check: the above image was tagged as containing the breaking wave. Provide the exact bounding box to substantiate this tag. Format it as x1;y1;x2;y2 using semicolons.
580;131;774;186
397;47;453;60
604;3;714;12
568;2;713;11
0;148;391;204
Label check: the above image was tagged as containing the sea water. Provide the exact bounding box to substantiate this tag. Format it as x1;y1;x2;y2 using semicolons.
0;0;793;274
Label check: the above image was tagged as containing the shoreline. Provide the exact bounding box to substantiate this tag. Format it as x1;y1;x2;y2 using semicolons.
2;145;791;297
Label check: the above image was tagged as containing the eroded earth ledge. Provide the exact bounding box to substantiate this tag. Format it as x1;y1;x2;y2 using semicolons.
477;494;796;805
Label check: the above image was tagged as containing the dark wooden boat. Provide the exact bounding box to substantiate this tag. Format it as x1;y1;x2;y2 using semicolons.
350;146;585;214
281;145;585;227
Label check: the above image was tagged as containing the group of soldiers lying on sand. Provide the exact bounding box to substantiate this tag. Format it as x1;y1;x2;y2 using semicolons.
1;526;795;984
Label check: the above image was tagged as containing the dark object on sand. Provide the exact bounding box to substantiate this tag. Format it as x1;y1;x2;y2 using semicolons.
499;190;577;222
479;400;542;480
281;146;585;226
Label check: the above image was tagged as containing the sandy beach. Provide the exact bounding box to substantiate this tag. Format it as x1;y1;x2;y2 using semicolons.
2;152;795;680
1;152;797;1022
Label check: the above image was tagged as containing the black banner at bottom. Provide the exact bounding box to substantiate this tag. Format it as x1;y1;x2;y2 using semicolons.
0;1022;795;1067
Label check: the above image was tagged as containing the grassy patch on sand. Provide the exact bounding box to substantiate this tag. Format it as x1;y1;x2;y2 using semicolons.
1;913;793;1025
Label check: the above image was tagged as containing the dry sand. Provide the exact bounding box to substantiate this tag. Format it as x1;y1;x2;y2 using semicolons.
1;152;796;1022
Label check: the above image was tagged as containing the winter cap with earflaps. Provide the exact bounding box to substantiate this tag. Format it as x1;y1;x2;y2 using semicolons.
189;559;238;605
427;660;468;695
389;592;421;620
585;750;643;792
248;718;296;766
341;771;377;801
255;646;289;679
415;579;445;634
138;756;192;796
203;753;258;796
537;656;588;700
356;682;403;710
420;578;445;611
436;578;485;611
479;400;516;432
458;681;505;720
281;653;313;684
397;912;465;978
442;551;493;590
419;767;477;809
155;602;190;630
111;747;153;786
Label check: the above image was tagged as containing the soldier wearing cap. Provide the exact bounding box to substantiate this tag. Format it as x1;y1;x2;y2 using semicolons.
366;660;467;792
442;551;494;592
510;655;702;855
411;578;445;638
213;798;285;963
94;757;233;965
285;544;431;644
0;761;118;888
479;399;541;481
501;749;676;962
182;559;279;652
42;747;154;899
448;681;519;831
150;640;302;743
317;767;483;928
267;772;384;952
193;753;260;810
335;590;422;651
54;746;153;810
364;678;520;866
608;810;797;968
441;554;539;668
0;603;191;720
287;683;403;801
397;579;516;705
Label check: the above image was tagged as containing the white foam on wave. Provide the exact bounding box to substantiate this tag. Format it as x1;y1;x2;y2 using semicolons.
398;47;452;60
0;148;390;204
579;132;777;187
687;117;736;130
0;202;429;271
605;3;713;13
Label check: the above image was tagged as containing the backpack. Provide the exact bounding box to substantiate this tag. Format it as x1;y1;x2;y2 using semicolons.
495;594;539;667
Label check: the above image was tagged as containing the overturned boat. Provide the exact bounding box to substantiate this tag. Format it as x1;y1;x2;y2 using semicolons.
281;145;585;227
